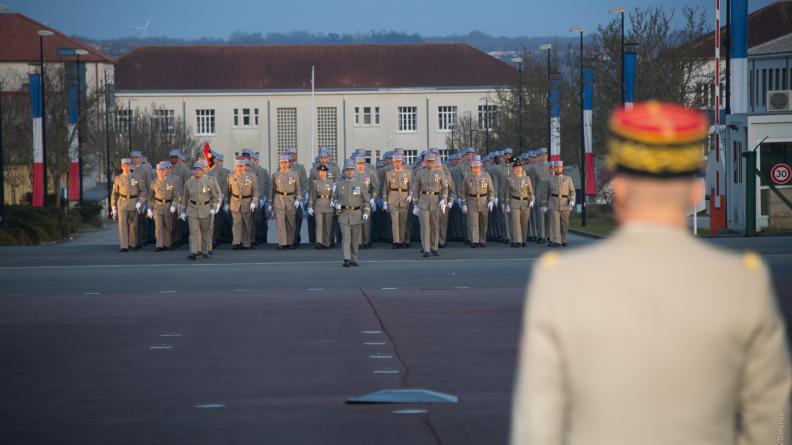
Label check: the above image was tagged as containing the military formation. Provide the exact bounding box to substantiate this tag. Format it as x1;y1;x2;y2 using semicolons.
111;145;578;264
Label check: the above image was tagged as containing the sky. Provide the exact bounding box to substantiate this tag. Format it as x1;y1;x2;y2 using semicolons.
5;0;778;40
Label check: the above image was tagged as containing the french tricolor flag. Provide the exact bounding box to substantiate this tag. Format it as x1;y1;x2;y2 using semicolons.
67;83;80;202
583;69;596;196
29;73;44;208
550;77;561;162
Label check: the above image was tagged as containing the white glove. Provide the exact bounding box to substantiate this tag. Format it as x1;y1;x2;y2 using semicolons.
406;194;413;203
307;207;314;216
363;213;369;222
500;203;506;212
135;202;142;211
332;184;337;194
209;208;217;216
446;200;453;210
505;205;511;213
335;203;342;210
146;208;153;219
569;200;575;209
412;206;419;216
170;205;176;214
542;206;548;214
267;205;273;213
250;202;256;212
529;200;535;209
179;212;187;221
294;200;301;208
487;202;494;212
462;205;468;214
259;198;266;208
439;200;447;214
383;201;389;211
111;207;118;220
456;198;462;206
494;197;499;206
224;204;230;213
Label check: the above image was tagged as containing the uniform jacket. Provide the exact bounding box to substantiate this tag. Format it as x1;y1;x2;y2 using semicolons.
411;167;448;211
148;175;182;213
460;172;495;212
543;174;576;211
356;169;380;200
183;175;220;219
507;174;535;209
332;177;371;225
227;171;260;213
310;163;341;183
112;172;147;211
308;178;335;214
385;168;412;208
270;170;302;210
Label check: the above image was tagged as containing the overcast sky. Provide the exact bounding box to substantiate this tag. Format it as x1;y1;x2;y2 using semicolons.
5;0;778;39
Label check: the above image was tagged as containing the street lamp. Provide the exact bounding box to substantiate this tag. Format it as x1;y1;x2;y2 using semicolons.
540;44;552;148
511;56;524;153
570;26;586;226
609;7;626;105
37;29;53;206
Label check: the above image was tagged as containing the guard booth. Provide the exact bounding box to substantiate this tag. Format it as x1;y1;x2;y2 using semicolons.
724;113;792;234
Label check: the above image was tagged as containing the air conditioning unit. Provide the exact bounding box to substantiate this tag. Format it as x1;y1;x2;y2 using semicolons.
767;90;791;112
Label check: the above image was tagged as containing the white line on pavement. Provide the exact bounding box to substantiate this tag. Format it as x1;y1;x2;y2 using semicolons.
373;370;400;374
160;290;176;294
84;292;101;295
308;288;324;291
382;287;398;290
233;289;250;292
361;330;382;334
194;404;226;409
149;345;172;350
369;355;393;359
363;342;386;346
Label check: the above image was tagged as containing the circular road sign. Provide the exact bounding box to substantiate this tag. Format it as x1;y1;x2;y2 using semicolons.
770;163;792;185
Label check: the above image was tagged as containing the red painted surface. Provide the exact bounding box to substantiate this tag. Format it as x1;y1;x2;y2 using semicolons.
68;162;80;201
32;162;44;207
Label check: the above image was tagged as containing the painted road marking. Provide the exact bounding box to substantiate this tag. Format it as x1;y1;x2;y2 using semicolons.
364;342;386;346
382;287;398;290
233;289;250;292
392;409;428;414
160;290;176;294
194;404;226;409
84;292;101;295
360;330;382;334
308;288;324;291
454;286;470;289
149;345;172;350
160;333;182;337
373;370;400;374
6;293;23;296
369;355;393;359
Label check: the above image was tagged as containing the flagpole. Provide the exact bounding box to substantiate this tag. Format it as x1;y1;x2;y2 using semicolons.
311;66;316;162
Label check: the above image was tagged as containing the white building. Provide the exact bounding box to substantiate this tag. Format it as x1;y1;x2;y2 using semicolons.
114;44;517;172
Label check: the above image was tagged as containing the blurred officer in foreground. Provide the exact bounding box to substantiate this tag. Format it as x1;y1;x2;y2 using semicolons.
333;159;371;267
180;161;220;260
147;161;181;251
511;101;791;445
112;158;147;252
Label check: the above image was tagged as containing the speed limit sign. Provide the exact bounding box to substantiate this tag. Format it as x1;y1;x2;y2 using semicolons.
770;163;792;185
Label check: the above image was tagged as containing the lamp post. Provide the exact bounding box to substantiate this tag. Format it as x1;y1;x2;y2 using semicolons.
609;7;626;106
511;56;524;153
570;26;586;226
74;49;87;206
540;44;552;148
38;29;53;206
104;69;113;219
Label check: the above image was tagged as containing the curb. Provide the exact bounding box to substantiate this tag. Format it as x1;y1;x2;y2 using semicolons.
569;229;604;239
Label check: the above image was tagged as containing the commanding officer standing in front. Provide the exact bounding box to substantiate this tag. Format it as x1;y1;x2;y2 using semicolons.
411;152;448;257
112;158;148;252
541;160;575;247
180;161;220;260
307;164;334;249
506;161;534;247
383;153;412;249
460;155;495;248
227;157;260;250
332;159;371;267
511;102;791;445
269;154;302;250
147;161;181;251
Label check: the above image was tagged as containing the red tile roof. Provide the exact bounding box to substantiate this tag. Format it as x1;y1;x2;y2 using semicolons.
116;44;518;91
0;13;115;63
691;1;792;57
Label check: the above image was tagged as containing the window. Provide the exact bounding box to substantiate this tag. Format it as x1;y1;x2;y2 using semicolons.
116;109;133;133
354;106;380;126
153;109;175;133
437;106;457;132
317;107;338;161
439;148;451;162
478;104;497;130
402;149;418;165
398;106;417;132
276;107;297;157
233;108;259;128
195;109;215;135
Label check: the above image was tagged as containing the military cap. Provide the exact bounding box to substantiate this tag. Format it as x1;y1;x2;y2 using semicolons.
392;153;404;162
424;152;437;162
536;147;548;155
383;151;393;159
427;147;440;154
120;158;132;165
342;159;355;170
512;160;523;168
318;148;330;157
192;161;204;170
503;148;514;155
286;147;297;154
471;156;483;167
129;150;143;158
241;148;253;156
168;149;182;158
462;147;476;155
317;164;329;172
278;154;290;162
607;101;708;177
553;160;564;167
212;151;224;161
355;155;366;163
161;160;173;168
376;160;384;167
235;157;249;166
156;162;169;170
249;152;259;160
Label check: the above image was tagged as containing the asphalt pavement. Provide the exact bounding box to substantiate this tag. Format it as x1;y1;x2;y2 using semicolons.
0;223;790;444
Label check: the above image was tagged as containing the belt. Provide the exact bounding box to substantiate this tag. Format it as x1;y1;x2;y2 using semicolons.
316;194;331;199
390;188;406;192
119;194;138;199
421;191;438;195
232;193;252;199
276;191;295;196
341;206;360;210
155;197;172;204
551;194;569;198
511;195;530;201
190;200;210;206
468;194;485;198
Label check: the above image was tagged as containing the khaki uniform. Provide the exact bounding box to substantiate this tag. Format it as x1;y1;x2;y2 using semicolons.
308;178;335;247
332;176;371;262
227;170;260;248
183;175;220;254
147;175;181;249
270;170;302;247
506;175;534;244
384;168;412;244
529;163;551;240
356;169;379;246
511;227;791;445
460;171;495;245
112;172;147;249
438;166;455;246
173;161;192;187
411;167;448;253
542;174;575;245
210;164;231;244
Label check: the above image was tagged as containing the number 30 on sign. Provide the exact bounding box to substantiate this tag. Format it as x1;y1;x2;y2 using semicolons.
770;163;792;185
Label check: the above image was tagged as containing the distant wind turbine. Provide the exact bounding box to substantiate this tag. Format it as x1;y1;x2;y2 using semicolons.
131;17;151;38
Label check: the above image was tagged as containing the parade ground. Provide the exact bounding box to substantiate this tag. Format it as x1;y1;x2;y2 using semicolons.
1;224;791;444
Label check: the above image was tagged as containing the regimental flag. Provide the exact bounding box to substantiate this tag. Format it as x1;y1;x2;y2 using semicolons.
202;142;214;168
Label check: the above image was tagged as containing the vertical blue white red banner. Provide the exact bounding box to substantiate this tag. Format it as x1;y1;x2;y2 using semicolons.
28;73;44;208
624;50;637;111
583;69;596;196
67;83;80;202
550;77;561;161
730;0;747;113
